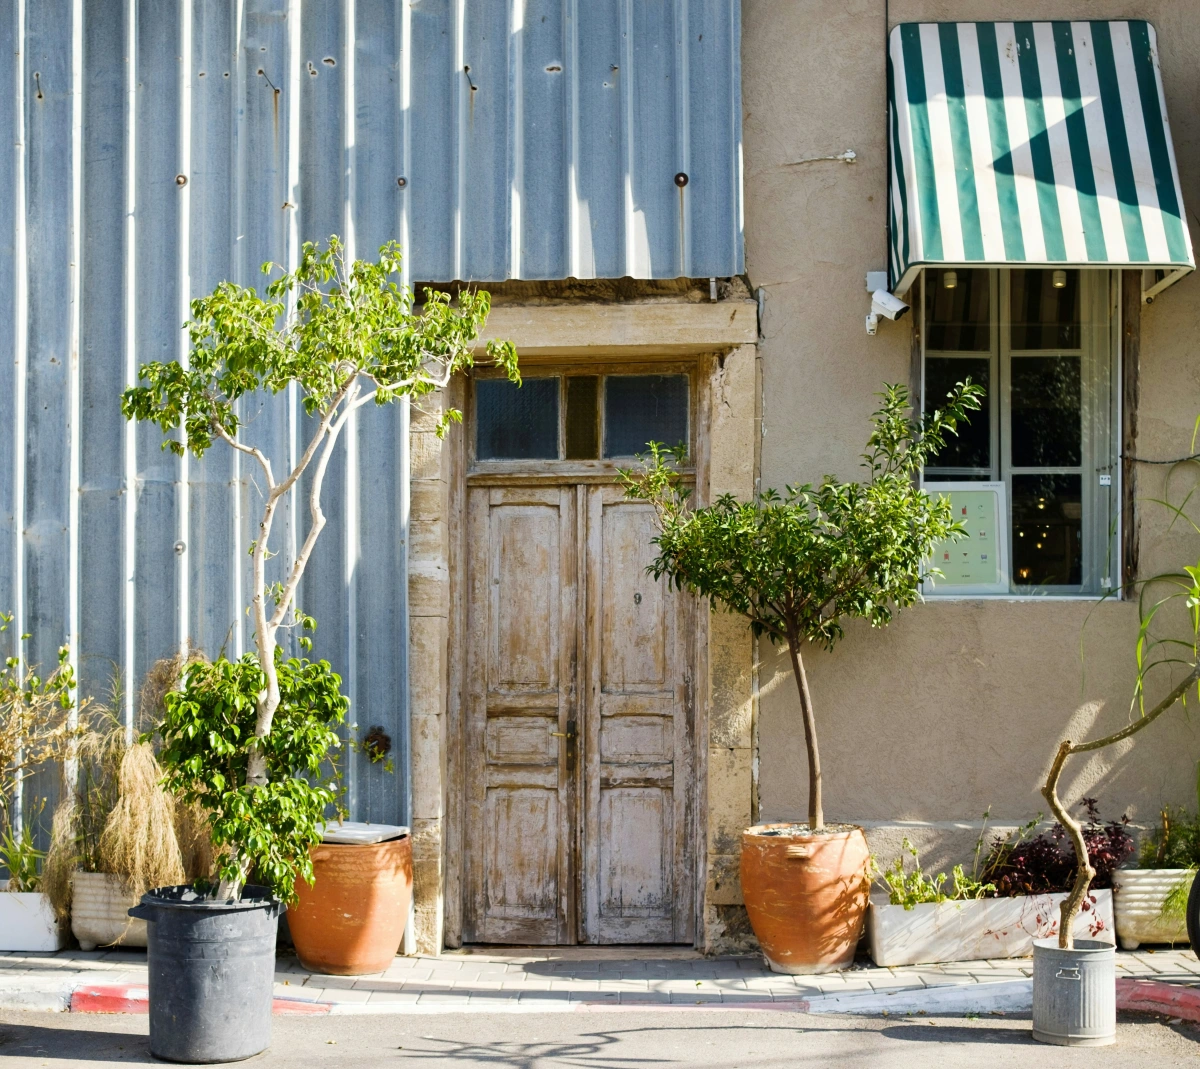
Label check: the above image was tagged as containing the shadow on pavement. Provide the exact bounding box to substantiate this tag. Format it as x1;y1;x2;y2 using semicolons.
880;1023;1034;1046
395;1023;870;1066
0;1021;148;1062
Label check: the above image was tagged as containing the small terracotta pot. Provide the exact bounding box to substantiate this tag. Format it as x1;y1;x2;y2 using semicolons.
287;835;413;975
741;823;870;973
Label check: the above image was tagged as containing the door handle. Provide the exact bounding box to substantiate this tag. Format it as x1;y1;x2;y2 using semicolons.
550;719;577;772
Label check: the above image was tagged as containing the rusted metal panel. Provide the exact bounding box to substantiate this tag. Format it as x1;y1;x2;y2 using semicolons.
0;0;742;839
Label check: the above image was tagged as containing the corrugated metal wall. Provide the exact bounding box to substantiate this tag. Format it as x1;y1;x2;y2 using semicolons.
0;0;743;836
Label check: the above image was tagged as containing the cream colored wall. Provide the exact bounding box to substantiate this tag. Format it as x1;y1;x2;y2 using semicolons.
744;0;1200;862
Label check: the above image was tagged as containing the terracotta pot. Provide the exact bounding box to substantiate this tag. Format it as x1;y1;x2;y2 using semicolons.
741;822;870;973
287;834;413;975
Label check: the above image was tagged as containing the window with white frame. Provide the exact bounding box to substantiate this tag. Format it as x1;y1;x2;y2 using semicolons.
921;268;1119;596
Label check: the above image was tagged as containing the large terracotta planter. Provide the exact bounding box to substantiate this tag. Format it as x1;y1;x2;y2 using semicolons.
287;834;412;975
741;823;870;973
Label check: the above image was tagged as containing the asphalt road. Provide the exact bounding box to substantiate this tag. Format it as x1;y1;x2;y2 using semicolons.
0;1009;1195;1068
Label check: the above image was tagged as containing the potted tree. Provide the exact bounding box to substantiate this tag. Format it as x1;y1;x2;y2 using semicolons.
1031;453;1200;1047
122;238;517;1062
623;381;981;972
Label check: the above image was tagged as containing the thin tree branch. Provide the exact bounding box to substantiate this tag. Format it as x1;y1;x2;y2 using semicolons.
1073;661;1200;754
266;381;363;634
270;377;356;501
214;425;276;492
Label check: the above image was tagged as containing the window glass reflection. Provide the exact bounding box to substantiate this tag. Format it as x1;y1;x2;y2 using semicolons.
476;377;559;460
603;375;688;457
1011;474;1083;587
1010;269;1081;349
1010;356;1081;467
925;268;990;351
923;357;991;475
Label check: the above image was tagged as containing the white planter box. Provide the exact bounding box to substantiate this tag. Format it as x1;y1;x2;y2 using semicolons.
0;890;67;952
71;871;147;951
868;890;1114;967
1112;868;1190;949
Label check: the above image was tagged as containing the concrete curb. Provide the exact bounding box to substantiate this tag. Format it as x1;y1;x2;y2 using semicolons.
1116;978;1200;1022
4;975;1197;1019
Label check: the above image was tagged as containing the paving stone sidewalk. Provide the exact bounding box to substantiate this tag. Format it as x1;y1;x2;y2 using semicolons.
1;944;1197;1014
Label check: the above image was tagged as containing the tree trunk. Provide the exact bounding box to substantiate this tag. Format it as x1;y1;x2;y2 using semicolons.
1041;741;1094;950
1039;662;1200;948
785;627;823;832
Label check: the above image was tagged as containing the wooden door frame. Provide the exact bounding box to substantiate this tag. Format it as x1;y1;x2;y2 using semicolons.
444;355;716;948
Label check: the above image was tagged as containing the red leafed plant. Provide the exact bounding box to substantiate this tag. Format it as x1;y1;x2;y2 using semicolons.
982;799;1133;897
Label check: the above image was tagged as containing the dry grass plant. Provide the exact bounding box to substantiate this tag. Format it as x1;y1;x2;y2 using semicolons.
98;741;185;898
42;652;215;918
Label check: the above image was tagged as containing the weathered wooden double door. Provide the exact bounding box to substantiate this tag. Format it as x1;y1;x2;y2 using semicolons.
464;482;694;944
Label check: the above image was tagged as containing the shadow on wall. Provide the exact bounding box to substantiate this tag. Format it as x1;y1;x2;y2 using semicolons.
754;601;1199;842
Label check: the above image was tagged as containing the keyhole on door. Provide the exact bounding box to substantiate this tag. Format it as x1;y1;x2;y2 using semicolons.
634;592;642;604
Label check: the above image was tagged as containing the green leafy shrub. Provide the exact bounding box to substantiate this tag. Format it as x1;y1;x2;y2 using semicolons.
0;826;45;892
159;654;348;903
1139;801;1200;870
874;838;994;909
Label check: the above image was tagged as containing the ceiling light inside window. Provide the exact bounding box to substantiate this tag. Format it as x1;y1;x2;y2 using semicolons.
943;270;958;290
1052;269;1067;289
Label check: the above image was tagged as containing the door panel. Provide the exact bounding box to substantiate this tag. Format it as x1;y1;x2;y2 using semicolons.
490;507;559;689
464;487;576;944
464;480;694;945
583;486;694;944
600;504;668;687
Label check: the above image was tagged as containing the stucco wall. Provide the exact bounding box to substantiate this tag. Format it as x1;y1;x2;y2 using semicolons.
744;0;1200;865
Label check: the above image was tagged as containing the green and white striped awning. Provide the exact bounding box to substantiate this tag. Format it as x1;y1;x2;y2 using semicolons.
888;21;1194;297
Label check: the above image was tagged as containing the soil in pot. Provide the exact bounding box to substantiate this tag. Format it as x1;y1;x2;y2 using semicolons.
287;833;412;975
741;823;870;974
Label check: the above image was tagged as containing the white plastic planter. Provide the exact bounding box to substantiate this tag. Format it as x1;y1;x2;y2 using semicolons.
71;871;147;951
867;890;1114;967
1112;868;1189;949
0;888;67;952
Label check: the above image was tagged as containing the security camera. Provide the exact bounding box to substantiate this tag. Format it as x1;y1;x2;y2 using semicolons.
871;289;909;320
865;288;909;336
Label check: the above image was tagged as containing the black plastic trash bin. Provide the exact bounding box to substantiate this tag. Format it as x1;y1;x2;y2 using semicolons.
129;885;284;1063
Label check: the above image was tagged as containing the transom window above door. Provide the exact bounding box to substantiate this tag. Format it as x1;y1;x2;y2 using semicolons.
921;268;1118;597
475;374;690;462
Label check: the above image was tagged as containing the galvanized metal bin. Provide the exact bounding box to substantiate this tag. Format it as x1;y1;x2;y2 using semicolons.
1032;938;1116;1046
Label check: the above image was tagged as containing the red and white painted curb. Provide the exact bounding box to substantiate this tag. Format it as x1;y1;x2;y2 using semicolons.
1116;978;1200;1022
3;976;1197;1019
68;983;332;1016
